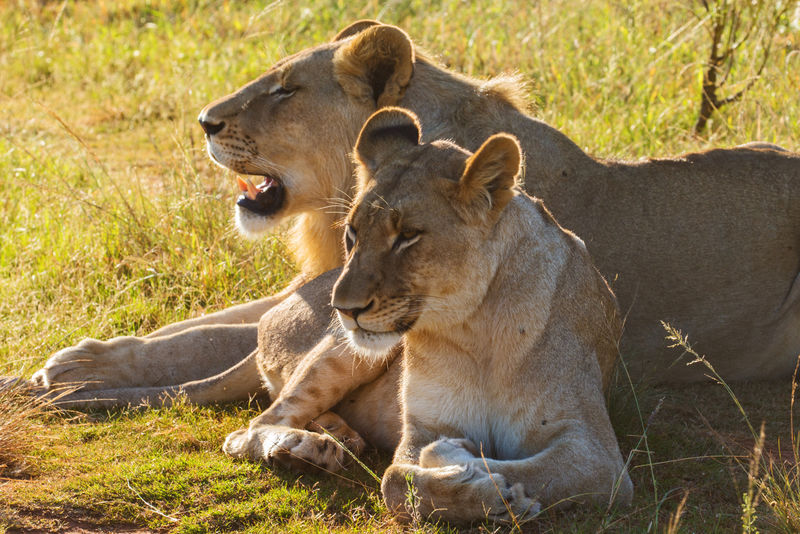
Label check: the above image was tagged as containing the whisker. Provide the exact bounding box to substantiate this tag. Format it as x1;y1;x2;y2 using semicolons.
332;186;355;203
323;197;352;208
320;207;351;217
319;201;352;212
372;193;391;210
330;219;347;230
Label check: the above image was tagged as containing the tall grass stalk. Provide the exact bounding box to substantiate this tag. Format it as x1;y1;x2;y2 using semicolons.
756;358;800;531
663;322;800;532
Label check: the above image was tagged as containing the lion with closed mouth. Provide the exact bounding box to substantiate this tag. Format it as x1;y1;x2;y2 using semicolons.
331;107;632;523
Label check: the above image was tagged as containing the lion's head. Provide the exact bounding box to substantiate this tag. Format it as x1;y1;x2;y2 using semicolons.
198;20;417;273
331;108;522;357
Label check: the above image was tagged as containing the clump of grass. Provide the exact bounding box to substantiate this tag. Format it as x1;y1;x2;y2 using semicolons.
760;455;800;531
0;379;51;477
753;360;800;532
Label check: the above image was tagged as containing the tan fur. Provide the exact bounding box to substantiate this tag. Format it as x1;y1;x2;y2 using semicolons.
27;22;800;470
332;109;632;524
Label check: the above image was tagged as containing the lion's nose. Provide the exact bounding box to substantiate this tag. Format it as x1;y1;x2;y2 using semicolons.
334;300;374;320
198;116;225;136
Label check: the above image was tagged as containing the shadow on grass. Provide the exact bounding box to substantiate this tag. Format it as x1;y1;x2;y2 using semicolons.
3;358;799;533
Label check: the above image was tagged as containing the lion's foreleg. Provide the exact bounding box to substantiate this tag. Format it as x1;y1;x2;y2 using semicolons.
258;334;388;428
224;334;389;470
37;349;264;409
418;429;633;512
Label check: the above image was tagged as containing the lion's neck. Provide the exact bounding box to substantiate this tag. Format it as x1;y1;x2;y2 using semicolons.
291;211;344;277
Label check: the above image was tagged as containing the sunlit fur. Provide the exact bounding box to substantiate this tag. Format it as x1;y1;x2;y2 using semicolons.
343;327;402;360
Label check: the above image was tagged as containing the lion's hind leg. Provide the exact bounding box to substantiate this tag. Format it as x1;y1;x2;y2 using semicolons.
306;411;367;458
32;324;257;392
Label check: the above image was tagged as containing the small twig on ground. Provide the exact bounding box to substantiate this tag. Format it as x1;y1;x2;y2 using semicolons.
125;478;179;523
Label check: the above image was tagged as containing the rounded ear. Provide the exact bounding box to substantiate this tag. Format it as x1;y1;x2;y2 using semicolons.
355;107;421;173
456;134;522;221
332;20;382;41
333;25;414;107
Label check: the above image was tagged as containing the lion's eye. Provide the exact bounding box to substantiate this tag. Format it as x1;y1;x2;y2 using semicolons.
269;85;296;99
393;230;421;252
345;224;357;254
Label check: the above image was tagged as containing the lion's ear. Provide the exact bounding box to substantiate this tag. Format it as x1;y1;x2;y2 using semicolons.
333;25;414;107
354;107;421;174
456;134;522;222
332;20;382;41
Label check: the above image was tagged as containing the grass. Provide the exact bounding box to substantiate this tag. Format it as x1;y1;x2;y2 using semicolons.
0;380;53;479
1;0;799;532
661;323;800;533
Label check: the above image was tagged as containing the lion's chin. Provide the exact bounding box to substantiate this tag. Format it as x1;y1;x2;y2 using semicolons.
344;328;402;361
234;205;283;239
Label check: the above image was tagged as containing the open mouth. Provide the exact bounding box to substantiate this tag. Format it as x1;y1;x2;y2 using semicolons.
235;175;285;217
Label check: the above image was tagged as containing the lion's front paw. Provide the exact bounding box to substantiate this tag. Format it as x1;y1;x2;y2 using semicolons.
32;337;146;391
386;462;541;524
420;437;481;468
489;480;541;522
307;412;367;458
464;468;541;522
223;425;354;473
222;428;252;458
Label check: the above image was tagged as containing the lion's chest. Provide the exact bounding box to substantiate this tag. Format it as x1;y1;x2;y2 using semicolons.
403;364;537;459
